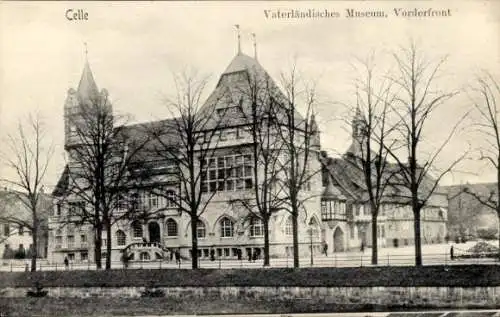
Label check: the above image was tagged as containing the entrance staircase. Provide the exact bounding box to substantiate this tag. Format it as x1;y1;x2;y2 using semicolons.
122;242;169;261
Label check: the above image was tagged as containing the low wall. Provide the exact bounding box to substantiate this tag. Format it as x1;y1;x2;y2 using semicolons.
1;285;499;308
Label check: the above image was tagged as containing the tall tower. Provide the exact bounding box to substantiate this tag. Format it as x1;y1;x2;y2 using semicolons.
64;57;112;151
352;105;365;142
345;105;367;159
310;113;321;150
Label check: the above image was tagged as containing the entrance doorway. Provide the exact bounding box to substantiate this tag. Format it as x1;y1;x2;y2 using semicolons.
333;227;345;252
148;222;161;243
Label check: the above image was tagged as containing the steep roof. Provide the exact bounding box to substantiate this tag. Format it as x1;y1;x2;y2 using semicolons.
222;53;262;75
52;165;70;197
200;52;306;130
442;182;498;201
0;189;53;221
77;61;100;101
321;151;447;206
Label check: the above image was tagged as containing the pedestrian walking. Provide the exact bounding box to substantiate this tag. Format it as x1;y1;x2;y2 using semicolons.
322;241;328;256
64;256;69;270
175;248;181;265
360;242;365;253
450;245;454;260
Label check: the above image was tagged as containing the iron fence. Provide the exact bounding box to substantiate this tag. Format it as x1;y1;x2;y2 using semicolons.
1;252;498;272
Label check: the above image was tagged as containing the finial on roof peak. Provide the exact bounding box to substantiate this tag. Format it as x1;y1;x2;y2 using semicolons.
77;43;99;100
234;24;241;55
251;32;257;60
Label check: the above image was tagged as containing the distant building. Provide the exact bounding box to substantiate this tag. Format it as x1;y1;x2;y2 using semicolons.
443;183;498;241
319;108;448;250
0;188;51;260
49;45;448;264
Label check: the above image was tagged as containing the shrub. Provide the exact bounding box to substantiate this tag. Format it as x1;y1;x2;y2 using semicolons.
477;228;499;240
26;282;48;298
141;281;165;298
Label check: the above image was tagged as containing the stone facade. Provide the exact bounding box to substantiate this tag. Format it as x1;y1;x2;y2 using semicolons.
48;47;448;265
3;285;500;309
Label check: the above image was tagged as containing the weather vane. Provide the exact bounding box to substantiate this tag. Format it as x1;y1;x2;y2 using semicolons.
234;24;241;54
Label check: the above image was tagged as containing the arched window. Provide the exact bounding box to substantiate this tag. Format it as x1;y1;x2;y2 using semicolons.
132;221;143;238
166;218;178;237
220;217;234;237
116;230;126;246
166;190;176;208
196;220;206;238
309;217;320;240
285;216;293;236
250;217;263;237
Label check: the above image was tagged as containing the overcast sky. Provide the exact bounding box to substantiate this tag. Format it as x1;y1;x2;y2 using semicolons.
1;0;499;191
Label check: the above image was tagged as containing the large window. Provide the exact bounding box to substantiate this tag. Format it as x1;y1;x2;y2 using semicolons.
67;235;75;248
132;221;143;238
166;218;178;237
220;217;234;237
116;230;126;246
321;200;346;221
55;229;63;249
285;216;293;236
250;217;263;237
165;190;176;208
196;220;206;238
147;192;159;209
201;154;253;193
68;201;85;217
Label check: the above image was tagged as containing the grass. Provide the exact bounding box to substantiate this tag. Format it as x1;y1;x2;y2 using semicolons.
1;297;498;317
1;265;500;288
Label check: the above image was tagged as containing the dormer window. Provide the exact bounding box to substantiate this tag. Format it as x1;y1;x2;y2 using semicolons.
217;108;226;116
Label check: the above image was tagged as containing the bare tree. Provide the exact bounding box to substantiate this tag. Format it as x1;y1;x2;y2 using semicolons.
465;72;500;250
343;54;399;265
385;43;467;266
146;71;227;269
62;93;150;270
273;64;320;268
228;66;287;266
0;114;53;271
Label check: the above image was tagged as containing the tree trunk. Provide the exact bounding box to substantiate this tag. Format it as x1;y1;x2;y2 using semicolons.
292;212;299;268
263;217;270;267
94;228;102;270
31;226;38;272
191;216;198;269
371;210;378;265
105;220;112;270
414;207;422;266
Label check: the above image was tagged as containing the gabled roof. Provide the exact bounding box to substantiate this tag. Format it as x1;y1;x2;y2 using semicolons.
201;52;306;131
321;149;447;206
222;53;262;75
52;165;70;197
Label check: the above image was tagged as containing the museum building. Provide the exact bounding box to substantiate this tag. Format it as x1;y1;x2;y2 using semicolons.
48;46;448;264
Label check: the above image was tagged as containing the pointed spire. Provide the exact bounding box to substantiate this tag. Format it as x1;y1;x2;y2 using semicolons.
251;33;257;60
355;85;362;120
77;43;99;100
310;112;318;134
234;24;241;54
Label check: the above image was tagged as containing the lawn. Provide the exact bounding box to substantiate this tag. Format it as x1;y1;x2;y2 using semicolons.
1;297;496;317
